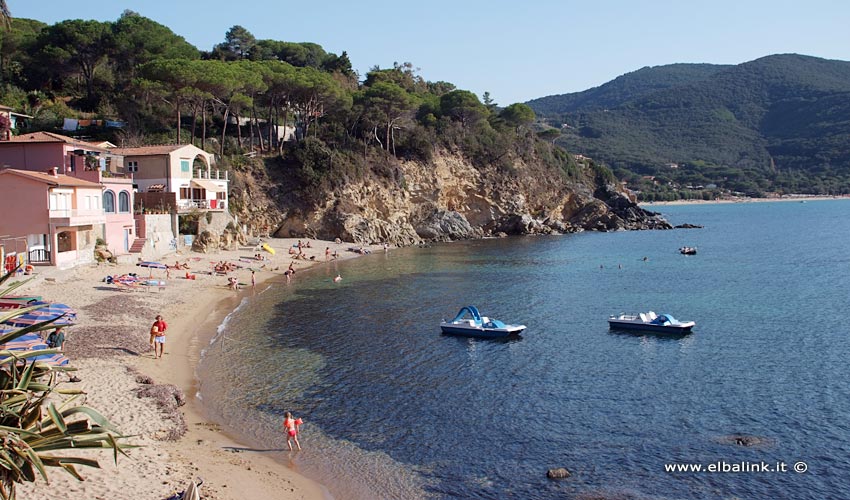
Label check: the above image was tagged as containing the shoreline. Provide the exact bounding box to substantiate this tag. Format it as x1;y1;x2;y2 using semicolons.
641;194;850;206
15;237;381;500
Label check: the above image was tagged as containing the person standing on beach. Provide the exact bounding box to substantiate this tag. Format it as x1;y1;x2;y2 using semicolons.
251;270;256;288
150;315;167;349
151;324;166;359
283;412;303;451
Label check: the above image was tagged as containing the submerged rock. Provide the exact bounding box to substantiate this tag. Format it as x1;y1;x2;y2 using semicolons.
546;467;571;479
717;434;775;447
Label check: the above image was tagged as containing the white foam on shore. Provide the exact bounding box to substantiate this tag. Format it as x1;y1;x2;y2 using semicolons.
195;296;250;401
212;296;250;345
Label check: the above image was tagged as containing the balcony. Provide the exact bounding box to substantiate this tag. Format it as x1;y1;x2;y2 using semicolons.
194;169;229;181
48;208;106;226
177;199;227;212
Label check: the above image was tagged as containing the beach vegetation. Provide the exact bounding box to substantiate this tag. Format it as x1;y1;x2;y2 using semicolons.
0;268;130;499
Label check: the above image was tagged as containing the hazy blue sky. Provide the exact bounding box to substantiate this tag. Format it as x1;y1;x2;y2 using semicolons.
10;0;850;104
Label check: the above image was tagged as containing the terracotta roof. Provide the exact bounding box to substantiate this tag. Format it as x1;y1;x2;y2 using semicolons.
112;144;189;156
0;168;103;188
2;131;108;151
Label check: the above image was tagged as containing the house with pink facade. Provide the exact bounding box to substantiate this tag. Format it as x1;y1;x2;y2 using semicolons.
0;169;105;269
0;131;138;260
112;144;228;213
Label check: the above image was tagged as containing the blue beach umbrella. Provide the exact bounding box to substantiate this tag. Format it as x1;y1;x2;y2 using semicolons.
0;351;70;367
2;301;77;328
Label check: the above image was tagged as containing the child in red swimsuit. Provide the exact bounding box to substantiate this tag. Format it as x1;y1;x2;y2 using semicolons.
284;412;303;451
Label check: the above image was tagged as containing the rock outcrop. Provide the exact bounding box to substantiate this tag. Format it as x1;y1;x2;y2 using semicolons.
229;149;672;245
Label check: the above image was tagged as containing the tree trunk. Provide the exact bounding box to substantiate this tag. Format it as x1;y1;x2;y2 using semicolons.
202;102;207;150
220;105;230;156
373;125;383;150
191;105;198;146
267;102;275;152
249;101;257;153
236;112;243;150
391;122;397;158
176;99;182;144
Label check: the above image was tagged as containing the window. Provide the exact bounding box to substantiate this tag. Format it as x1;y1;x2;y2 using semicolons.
103;190;115;213
57;231;74;253
119;191;130;213
180;160;190;172
49;191;71;211
180;187;190;200
127;161;139;173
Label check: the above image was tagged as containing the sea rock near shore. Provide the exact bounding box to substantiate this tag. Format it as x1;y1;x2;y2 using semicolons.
547;467;572;479
416;210;482;241
675;223;704;229
716;434;775;448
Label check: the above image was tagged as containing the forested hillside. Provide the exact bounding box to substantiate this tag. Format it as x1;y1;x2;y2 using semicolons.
528;55;850;200
0;10;669;241
527;63;729;115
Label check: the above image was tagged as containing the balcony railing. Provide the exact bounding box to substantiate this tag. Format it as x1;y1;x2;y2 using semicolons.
177;199;227;211
48;209;104;218
193;169;229;181
48;209;106;225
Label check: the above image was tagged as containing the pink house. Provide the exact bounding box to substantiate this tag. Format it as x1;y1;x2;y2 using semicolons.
0;131;123;175
0;169;105;269
0;132;138;259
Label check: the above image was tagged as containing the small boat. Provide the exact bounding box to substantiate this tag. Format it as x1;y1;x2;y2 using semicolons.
440;306;526;338
679;246;697;255
608;311;695;334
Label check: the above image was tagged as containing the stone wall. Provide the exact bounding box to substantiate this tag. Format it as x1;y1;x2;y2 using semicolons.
136;214;177;261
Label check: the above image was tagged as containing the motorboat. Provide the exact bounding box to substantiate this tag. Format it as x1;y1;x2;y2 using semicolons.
679;246;697;255
440;306;526;338
608;311;695;334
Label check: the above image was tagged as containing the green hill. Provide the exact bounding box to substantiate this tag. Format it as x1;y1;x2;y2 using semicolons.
527;63;729;114
528;54;850;198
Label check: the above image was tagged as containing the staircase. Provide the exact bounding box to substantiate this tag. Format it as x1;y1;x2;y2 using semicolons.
129;238;147;254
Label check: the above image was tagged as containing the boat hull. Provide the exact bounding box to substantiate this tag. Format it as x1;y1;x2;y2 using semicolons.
440;323;526;338
608;319;694;334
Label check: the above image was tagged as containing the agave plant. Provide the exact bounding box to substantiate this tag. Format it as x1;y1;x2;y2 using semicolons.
0;267;131;499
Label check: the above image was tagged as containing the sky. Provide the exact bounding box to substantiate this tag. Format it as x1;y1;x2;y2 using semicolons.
9;0;850;105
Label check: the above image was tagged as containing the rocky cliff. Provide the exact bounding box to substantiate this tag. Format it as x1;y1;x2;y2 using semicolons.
227;149;671;245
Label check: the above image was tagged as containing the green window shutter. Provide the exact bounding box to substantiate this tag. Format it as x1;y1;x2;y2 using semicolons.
181;160;190;172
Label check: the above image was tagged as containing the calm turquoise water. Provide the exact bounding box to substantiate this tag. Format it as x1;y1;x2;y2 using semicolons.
199;200;850;499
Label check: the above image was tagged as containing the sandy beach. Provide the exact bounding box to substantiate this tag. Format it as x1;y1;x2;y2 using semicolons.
641;194;850;206
15;237;382;500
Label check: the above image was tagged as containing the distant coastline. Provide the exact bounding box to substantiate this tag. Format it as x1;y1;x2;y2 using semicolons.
641;194;850;207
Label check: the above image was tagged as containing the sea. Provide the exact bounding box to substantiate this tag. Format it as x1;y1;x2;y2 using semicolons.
197;200;850;500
